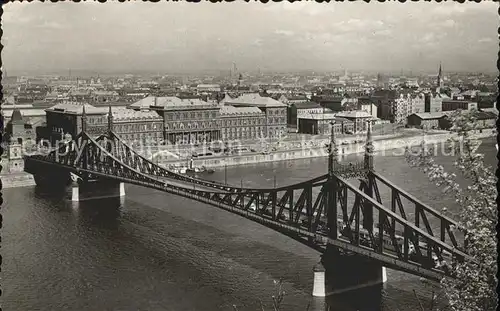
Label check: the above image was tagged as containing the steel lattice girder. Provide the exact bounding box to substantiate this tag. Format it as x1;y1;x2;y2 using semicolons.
27;130;470;279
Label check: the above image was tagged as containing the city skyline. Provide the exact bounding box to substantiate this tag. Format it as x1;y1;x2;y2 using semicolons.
2;1;498;75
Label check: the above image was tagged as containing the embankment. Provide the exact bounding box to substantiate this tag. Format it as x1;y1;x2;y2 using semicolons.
162;130;494;169
1;172;36;189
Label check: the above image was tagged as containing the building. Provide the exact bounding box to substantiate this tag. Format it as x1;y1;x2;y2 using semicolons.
107;107;164;144
390;92;428;124
92;90;120;103
424;93;443;113
406;112;445;130
196;84;221;93
288;101;324;128
1;106;46;126
4;108;37;145
359;102;378;119
477;92;496;109
45;102;106;144
297;114;354;135
393;93;416;124
133;96;221;145
45;102;163;145
441;100;477;112
278;94;308;107
219;105;266;141
342;97;359;111
410;93;426;114
334;110;373;133
311;95;344;112
370;90;398;121
224;93;287;139
3;109;37;173
439;110;496;131
69;89;93;102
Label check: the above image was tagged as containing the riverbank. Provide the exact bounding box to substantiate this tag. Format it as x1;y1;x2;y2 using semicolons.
1;129;493;188
160;129;495;170
0;172;36;189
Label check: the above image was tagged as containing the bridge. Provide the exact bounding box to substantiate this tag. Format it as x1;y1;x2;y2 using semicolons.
24;106;473;296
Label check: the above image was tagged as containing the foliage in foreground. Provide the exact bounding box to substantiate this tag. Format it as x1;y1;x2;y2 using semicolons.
404;109;498;311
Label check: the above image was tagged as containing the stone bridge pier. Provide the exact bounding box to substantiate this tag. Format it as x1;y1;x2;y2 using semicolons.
27;160;125;202
312;246;387;297
70;177;125;202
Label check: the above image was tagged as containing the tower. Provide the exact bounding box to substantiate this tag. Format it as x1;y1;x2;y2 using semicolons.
364;120;374;170
81;104;87;133
238;73;243;87
436;63;443;92
107;104;114;133
328;121;338;176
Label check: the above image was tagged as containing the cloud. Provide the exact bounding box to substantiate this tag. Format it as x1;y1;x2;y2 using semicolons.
432;4;466;16
373;29;392;36
442;19;456;28
263;2;334;16
478;37;494;43
274;29;295;37
2;0;497;74
421;33;435;43
40;21;65;29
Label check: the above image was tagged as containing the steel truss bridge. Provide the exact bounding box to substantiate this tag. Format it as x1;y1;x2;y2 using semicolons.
25;116;473;282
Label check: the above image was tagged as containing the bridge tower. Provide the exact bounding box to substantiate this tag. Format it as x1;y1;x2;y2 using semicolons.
107;104;114;133
326;121;339;241
313;119;387;297
69;103;125;202
81;104;87;133
362;120;375;230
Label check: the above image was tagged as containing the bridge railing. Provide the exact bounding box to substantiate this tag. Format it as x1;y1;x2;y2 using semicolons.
24;130;467;279
370;172;461;250
107;131;335;192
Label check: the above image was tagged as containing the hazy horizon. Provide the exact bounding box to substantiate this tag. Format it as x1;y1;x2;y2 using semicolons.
2;1;498;76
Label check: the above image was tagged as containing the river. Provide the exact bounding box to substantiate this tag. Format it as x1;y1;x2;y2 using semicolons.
1;138;496;311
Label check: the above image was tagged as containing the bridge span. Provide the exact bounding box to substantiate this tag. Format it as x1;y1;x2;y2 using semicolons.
24;107;472;297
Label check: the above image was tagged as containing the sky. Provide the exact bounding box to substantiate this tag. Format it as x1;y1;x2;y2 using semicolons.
2;1;499;75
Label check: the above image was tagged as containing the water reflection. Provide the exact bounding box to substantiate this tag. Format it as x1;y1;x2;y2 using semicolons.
72;197;123;228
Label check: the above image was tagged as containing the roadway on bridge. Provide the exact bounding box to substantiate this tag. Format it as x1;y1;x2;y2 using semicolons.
148;173;228;194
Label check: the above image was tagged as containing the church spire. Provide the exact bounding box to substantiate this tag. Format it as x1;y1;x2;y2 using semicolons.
437;62;443;90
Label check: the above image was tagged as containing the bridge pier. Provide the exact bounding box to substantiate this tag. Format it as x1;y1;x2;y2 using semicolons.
71;179;125;202
312;248;387;297
33;172;72;190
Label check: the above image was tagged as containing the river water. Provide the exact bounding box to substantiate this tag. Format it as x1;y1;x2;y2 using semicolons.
1;138;496;311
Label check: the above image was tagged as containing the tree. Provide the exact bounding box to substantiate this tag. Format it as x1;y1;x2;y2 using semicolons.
404;109;497;311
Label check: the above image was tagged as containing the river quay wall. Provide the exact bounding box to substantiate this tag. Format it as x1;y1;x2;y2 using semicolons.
161;130;495;169
1;129;493;188
1;172;36;189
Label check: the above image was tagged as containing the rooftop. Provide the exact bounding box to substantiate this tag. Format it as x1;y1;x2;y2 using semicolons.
297;113;354;122
411;112;446;120
225;93;287;108
293;102;323;109
10;109;24;124
130;96;218;110
47;102;104;114
3;108;46;117
110;107;161;121
220;105;263;116
282;94;308;101
335;110;373;118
